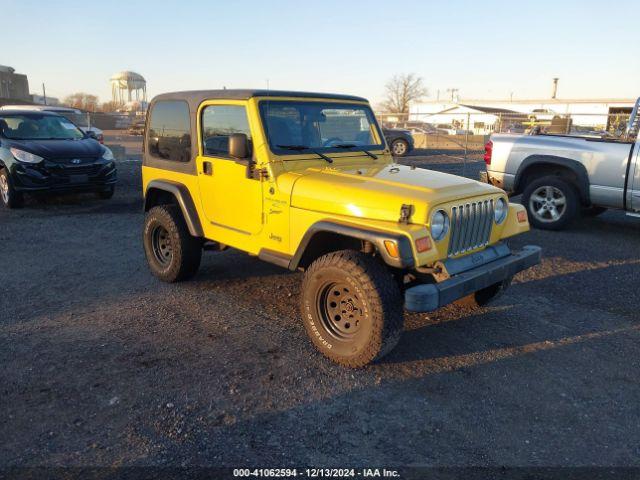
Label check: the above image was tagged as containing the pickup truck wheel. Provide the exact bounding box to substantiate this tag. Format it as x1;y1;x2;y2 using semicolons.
143;205;202;282
582;206;607;217
522;176;578;230
0;169;23;209
391;139;409;156
301;250;403;368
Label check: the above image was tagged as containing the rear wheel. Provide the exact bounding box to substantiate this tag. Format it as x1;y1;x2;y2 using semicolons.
143;205;202;282
0;168;23;209
300;250;404;367
522;176;579;230
391;139;409;156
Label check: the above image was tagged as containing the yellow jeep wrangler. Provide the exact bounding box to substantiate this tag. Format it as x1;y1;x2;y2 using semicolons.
142;89;540;367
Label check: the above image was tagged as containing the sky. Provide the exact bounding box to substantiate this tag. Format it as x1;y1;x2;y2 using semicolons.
3;0;639;105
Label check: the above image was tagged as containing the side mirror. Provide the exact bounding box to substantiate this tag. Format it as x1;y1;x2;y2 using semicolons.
85;130;98;140
229;133;250;159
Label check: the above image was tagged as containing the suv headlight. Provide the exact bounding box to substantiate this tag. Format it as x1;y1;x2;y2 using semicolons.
430;209;450;241
10;147;43;164
494;198;507;224
101;147;114;161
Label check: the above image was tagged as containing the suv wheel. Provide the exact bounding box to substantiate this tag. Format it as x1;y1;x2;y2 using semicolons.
97;186;115;199
300;250;403;367
143;205;202;282
0;168;23;209
391;139;409;157
457;277;512;309
522;176;578;230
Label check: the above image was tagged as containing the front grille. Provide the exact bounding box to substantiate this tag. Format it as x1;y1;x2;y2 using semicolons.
50;164;103;176
447;199;494;257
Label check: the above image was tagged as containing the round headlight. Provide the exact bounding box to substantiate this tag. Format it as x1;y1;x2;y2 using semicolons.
494;198;507;224
430;209;450;241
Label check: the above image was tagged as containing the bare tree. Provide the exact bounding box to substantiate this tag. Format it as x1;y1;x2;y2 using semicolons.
63;93;99;112
382;73;428;113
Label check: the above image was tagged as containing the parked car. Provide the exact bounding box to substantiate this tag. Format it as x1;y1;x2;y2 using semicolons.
482;97;640;230
0;110;117;208
382;128;414;156
141;89;540;367
128;121;145;135
0;105;104;143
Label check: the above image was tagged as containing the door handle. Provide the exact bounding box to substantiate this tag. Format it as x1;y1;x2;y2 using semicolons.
202;161;213;175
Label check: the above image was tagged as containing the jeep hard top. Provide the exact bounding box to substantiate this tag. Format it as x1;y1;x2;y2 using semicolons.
141;89;541;367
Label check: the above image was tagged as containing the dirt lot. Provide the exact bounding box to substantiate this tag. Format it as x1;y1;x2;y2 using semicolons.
1;143;640;470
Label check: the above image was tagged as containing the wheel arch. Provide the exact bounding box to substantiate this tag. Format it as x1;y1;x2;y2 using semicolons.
514;155;590;204
287;221;415;271
144;180;204;237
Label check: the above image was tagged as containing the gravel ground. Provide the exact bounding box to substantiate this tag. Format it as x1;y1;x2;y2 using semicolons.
1;148;639;470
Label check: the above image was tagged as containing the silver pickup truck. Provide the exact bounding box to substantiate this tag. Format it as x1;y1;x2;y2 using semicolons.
482;98;640;229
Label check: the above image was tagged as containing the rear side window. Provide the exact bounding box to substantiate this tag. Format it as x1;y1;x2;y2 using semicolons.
147;101;191;162
201;105;251;157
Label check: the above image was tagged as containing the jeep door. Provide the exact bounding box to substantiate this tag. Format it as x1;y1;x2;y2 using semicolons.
196;102;263;234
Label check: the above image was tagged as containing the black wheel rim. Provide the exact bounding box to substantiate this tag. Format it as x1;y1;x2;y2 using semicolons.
151;225;173;266
317;282;365;340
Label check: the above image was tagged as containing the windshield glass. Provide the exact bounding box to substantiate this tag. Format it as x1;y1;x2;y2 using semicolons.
259;101;383;154
0;114;85;140
55;111;89;128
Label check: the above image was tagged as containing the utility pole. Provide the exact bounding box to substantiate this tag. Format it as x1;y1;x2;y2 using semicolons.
42;83;47;105
552;78;559;99
446;88;459;102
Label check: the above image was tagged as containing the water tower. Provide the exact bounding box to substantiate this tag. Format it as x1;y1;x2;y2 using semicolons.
110;71;147;109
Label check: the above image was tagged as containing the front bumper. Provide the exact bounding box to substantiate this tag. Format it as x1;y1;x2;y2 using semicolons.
11;161;117;193
405;244;541;312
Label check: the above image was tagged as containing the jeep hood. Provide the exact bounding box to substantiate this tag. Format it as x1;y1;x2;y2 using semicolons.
290;163;502;223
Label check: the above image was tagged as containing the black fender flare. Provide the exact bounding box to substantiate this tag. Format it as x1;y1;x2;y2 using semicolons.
514;155;590;203
288;220;415;271
144;180;204;237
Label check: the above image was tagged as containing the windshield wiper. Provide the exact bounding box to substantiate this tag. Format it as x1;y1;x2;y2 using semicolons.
276;144;333;163
332;144;378;160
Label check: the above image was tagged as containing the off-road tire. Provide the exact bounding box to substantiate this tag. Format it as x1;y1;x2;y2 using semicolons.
456;277;512;309
522;176;579;230
97;186;115;199
143;205;202;282
300;250;404;367
391;139;409;157
0;168;23;209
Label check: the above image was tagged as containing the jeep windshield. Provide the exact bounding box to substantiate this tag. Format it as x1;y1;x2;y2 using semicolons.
0;114;85;140
259;101;384;156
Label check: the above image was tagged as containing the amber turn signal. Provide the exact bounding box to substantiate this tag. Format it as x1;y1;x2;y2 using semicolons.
383;240;399;258
517;210;528;223
415;236;432;252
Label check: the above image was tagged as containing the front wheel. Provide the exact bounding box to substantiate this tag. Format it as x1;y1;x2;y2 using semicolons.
300;250;404;367
391;139;409;157
0;168;23;209
97;186;115;199
143;205;202;282
457;277;512;309
522;176;579;230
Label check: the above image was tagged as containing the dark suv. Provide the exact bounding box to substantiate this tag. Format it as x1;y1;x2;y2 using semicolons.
0;111;117;208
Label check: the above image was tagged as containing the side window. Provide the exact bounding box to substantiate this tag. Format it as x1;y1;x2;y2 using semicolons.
201;105;251;157
147;101;191;162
